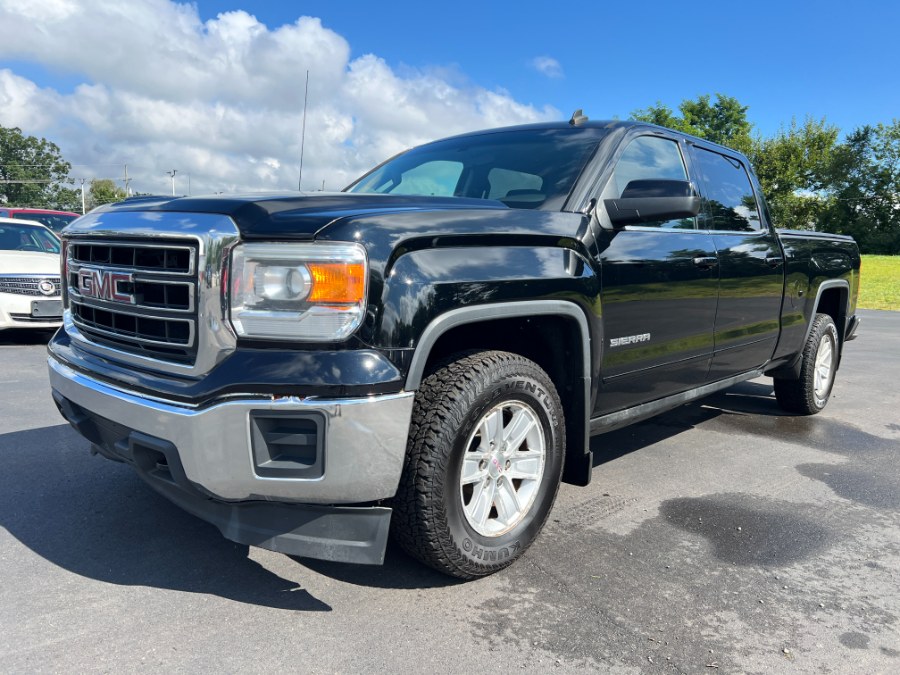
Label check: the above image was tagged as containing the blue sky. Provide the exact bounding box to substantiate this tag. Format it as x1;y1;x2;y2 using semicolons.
193;0;899;137
0;0;896;195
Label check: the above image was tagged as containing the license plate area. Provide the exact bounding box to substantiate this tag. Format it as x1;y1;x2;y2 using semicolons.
31;299;63;318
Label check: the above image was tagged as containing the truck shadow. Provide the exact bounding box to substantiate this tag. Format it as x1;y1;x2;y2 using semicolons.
0;423;456;600
0;328;57;345
0;424;334;610
296;548;462;589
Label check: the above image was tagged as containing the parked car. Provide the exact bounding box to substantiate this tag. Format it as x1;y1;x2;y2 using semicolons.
48;118;860;578
0;207;80;233
0;217;63;332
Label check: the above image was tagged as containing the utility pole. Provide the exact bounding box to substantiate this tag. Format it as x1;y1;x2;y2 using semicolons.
123;164;131;196
166;169;178;196
80;178;86;214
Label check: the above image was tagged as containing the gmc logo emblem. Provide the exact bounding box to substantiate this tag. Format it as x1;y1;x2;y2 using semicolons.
77;268;135;304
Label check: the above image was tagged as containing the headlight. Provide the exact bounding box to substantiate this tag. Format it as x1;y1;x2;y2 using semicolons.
229;242;367;341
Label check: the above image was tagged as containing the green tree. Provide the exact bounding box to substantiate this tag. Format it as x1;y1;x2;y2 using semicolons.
628;101;687;134
88;178;127;209
0;125;80;210
631;93;753;154
749;117;839;230
819;121;900;254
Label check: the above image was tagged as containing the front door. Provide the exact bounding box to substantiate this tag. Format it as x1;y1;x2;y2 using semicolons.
592;134;719;416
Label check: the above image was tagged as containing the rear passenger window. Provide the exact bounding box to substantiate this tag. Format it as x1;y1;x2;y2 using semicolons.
692;148;761;231
605;136;695;229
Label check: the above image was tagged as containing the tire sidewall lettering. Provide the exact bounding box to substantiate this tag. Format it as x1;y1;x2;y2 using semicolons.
465;377;557;429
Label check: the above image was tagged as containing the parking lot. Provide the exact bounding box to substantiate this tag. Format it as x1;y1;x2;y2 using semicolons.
1;309;898;673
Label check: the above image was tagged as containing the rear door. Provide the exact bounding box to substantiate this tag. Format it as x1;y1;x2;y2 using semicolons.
688;144;784;379
592;132;719;415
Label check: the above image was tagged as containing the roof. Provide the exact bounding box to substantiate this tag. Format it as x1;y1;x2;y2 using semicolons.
430;119;746;157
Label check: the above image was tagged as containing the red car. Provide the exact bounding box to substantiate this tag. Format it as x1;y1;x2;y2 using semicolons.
0;207;80;233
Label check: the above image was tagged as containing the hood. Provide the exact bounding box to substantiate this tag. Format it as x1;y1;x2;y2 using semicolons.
87;192;506;239
0;250;61;275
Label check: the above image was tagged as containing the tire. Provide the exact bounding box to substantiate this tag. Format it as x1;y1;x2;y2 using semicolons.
774;313;839;415
392;350;565;579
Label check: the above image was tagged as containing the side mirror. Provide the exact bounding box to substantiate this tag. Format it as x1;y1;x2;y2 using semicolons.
604;179;701;227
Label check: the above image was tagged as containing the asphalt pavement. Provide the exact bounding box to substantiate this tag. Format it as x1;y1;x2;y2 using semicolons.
1;310;898;673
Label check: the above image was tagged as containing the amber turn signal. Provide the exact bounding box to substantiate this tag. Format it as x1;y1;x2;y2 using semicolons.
308;263;366;303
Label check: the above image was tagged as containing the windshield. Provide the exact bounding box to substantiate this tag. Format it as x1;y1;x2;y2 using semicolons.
346;127;608;211
0;224;61;254
12;213;78;232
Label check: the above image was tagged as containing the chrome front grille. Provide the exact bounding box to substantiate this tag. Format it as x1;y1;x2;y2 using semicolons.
66;239;199;365
0;275;62;296
61;210;240;377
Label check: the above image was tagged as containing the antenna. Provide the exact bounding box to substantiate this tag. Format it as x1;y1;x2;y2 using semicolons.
298;69;309;191
569;109;588;126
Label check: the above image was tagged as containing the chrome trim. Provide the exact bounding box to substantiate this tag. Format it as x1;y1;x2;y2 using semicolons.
0;274;62;297
49;357;415;503
70;311;195;349
68;240;196;276
69;276;196;314
62;211;240;377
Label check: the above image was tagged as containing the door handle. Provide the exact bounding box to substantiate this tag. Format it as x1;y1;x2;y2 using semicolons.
692;256;718;269
766;256;784;267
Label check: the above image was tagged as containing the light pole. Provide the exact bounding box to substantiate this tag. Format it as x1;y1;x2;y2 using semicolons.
166;169;178;196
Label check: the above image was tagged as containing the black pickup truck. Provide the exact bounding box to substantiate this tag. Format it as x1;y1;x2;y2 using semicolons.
48;119;860;578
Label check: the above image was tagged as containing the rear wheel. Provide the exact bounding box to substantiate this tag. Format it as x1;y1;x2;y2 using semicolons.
774;313;839;415
392;351;565;579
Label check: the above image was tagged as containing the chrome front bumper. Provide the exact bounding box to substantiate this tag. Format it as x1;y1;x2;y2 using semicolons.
48;357;415;504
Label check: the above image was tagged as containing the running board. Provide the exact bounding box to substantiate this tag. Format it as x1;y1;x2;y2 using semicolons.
589;369;765;435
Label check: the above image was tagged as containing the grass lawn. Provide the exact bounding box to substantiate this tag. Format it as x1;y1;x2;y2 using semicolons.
859;255;900;310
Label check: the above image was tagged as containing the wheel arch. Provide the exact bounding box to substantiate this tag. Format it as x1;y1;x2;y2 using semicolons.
809;280;850;362
405;301;594;486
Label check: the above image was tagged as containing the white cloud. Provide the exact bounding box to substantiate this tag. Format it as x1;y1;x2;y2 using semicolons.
0;0;559;196
531;56;564;79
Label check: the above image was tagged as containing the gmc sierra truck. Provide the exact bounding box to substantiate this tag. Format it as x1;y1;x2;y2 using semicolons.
48;118;860;579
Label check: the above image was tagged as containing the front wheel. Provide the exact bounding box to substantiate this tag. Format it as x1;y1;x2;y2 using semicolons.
774;313;839;415
392;351;565;579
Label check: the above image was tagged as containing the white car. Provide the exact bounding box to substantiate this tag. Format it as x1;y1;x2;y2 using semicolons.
0;216;64;331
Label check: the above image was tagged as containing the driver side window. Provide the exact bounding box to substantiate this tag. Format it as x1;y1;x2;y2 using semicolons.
605;136;696;229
